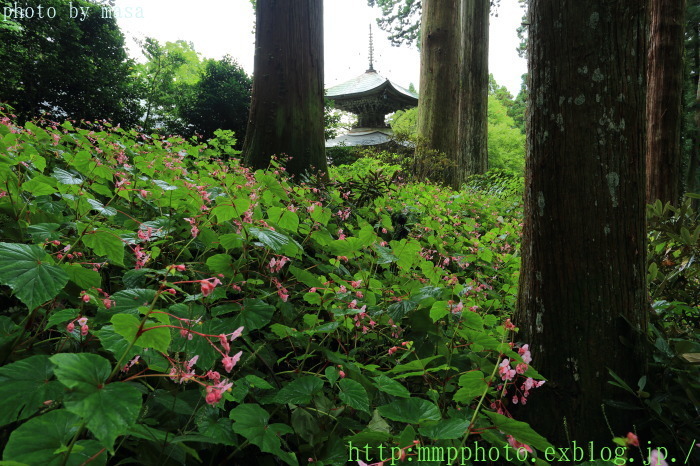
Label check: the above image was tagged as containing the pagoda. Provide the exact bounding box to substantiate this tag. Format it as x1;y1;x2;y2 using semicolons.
325;26;418;147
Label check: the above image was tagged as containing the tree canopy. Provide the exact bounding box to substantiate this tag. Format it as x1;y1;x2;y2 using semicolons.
0;0;139;125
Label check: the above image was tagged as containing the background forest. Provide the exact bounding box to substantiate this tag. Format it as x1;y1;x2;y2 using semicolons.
0;0;698;465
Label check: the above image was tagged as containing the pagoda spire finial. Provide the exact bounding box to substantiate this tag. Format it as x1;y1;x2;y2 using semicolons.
367;24;375;72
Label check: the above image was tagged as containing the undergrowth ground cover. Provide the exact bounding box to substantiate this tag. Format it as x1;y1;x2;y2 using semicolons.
0;115;697;465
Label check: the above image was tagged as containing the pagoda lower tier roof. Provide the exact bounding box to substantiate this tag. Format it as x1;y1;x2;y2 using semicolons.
326;70;418;115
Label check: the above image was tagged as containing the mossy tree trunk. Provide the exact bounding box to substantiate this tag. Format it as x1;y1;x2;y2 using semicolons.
416;0;461;184
646;0;686;205
242;0;327;178
416;0;489;188
515;0;648;447
456;0;489;186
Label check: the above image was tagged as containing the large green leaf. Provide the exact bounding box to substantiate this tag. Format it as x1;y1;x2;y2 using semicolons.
418;417;470;439
275;376;324;405
483;411;554;452
289;265;324;288
232;298;275;331
110;289;157;314
50;353;142;450
52;168;83;185
0;242;69;310
372;375;411;398
338;378;369;413
454;371;489;404
206;253;235;276
81;229;125;266
22;175;57;196
86;198;117;217
197;406;236;445
249;227;301;256
1;410;106;465
377;398;441;424
111;313;171;353
212;198;250;223
26;223;62;242
0;355;64;427
230;404;297;466
61;263;101;289
390;238;422;269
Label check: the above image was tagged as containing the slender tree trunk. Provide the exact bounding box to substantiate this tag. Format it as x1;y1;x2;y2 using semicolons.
456;0;489;186
516;0;648;447
688;75;700;200
688;25;700;200
416;0;461;184
646;0;686;205
242;0;327;178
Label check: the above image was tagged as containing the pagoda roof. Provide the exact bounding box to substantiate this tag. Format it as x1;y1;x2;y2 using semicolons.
326;70;418;115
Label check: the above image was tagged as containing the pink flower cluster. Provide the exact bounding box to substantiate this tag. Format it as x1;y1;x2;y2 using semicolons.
268;255;289;273
66;316;89;336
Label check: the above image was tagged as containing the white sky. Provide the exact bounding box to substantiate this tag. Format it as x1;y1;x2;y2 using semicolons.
116;0;527;95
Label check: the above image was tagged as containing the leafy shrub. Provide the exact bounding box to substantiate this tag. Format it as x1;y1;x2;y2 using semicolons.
634;197;700;464
0;113;554;465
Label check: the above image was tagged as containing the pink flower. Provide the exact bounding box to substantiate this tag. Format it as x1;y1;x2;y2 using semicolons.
77;317;88;327
507;435;532;454
518;344;532;365
350;280;362;288
218;334;231;353
81;293;90;303
498;359;516;381
649;449;668;466
66;322;75;333
103;298;113;309
205;380;233;405
338;370;346;378
180;329;193;340
229;326;244;341
80;325;89;336
625;432;639;447
200;278;222;297
388;346;398;355
222;351;243;373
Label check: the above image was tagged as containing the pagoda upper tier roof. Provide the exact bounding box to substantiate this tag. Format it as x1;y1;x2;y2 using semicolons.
326;70;418;115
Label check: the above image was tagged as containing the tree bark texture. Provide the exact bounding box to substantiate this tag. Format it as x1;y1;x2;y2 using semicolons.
646;0;686;205
456;0;489;186
515;0;648;447
417;0;461;184
242;0;327;177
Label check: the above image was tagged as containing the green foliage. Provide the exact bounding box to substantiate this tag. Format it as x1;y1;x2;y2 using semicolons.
367;0;422;46
0;113;571;465
135;38;205;134
386;91;525;176
0;0;140;125
617;196;700;464
177;55;252;142
487;95;526;172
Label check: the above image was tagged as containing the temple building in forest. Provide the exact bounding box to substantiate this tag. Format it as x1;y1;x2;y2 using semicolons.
325;27;418;148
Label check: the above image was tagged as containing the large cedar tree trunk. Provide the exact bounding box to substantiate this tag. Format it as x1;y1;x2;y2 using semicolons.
242;0;327;177
416;0;461;184
456;0;489;186
516;1;648;447
646;0;686;205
